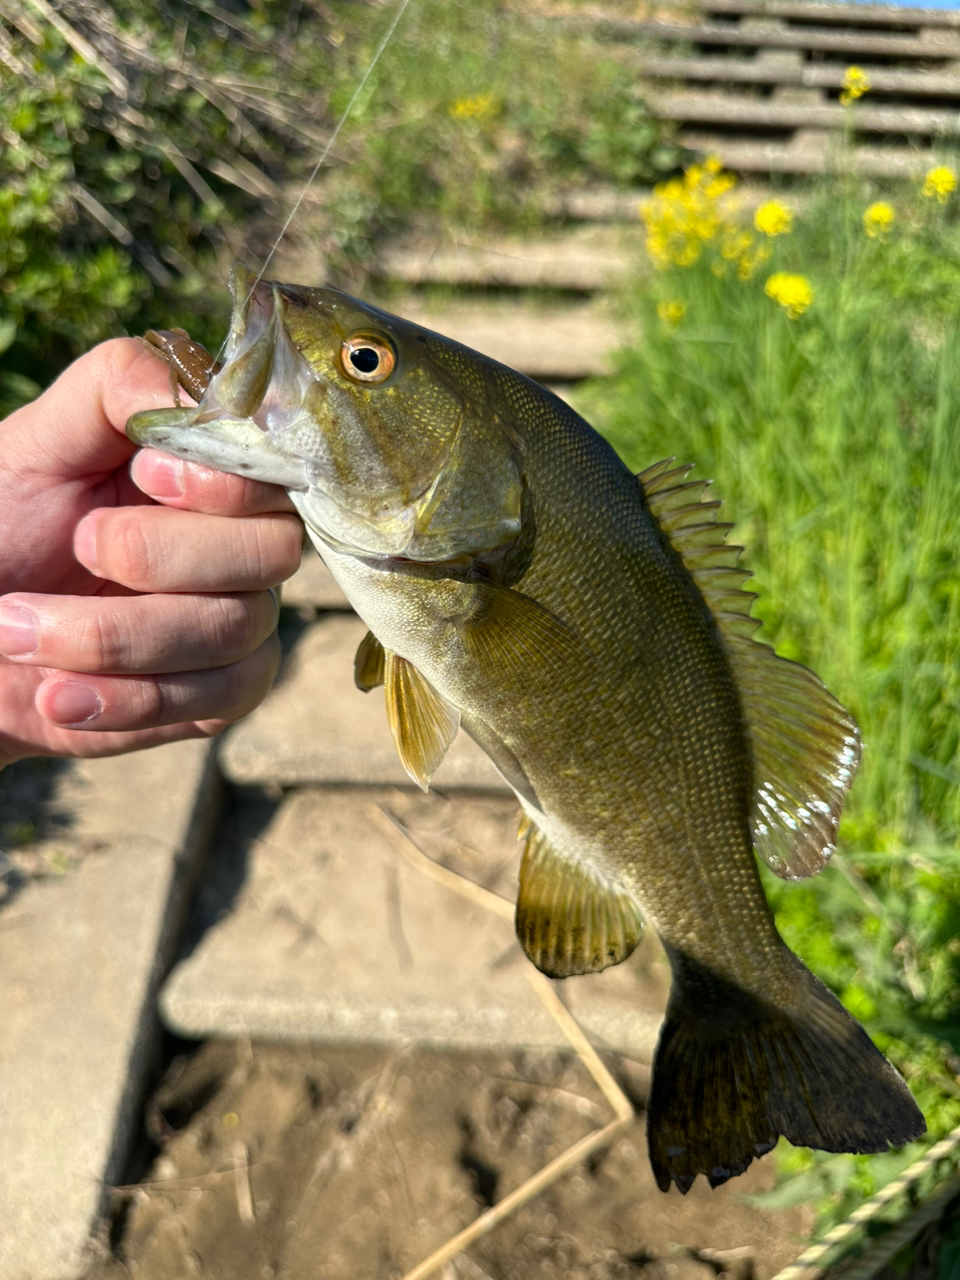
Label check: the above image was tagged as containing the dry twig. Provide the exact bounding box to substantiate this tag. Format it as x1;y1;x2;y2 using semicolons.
368;804;635;1280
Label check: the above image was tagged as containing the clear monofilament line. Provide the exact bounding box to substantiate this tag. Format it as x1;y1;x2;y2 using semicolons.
215;0;412;363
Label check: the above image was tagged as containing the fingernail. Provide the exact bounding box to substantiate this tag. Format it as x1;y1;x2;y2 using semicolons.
44;681;103;726
74;517;100;576
0;604;38;656
136;452;184;500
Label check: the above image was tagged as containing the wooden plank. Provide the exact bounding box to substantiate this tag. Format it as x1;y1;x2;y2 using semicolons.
544;184;808;221
371;226;641;292
596;19;960;60
678;132;947;176
653;90;960;136
700;0;960;32
636;54;960;98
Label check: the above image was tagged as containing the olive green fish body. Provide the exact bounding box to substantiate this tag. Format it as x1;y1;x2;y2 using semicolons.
327;363;773;975
128;267;925;1191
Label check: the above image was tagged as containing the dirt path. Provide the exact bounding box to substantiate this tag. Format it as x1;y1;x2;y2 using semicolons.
89;1041;811;1280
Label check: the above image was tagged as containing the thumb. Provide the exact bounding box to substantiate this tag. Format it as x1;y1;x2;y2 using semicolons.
4;338;181;482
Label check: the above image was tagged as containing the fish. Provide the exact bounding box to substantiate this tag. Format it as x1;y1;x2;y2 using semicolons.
128;263;926;1192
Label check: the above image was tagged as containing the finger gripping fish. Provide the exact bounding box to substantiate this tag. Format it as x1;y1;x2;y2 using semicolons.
130;265;925;1192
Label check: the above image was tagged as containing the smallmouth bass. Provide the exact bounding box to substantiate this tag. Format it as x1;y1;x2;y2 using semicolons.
129;265;925;1191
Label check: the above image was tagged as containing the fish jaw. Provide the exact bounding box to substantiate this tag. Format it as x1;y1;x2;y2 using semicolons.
126;407;311;491
128;265;524;563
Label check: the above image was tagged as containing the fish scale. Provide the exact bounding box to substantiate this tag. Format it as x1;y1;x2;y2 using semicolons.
129;264;925;1193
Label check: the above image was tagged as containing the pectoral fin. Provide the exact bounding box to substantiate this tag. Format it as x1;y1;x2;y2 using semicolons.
516;819;644;978
453;580;591;694
384;651;460;792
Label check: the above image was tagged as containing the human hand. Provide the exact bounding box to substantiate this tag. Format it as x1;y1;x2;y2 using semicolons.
0;337;302;767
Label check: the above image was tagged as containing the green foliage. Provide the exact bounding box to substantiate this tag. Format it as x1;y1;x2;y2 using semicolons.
2;0;677;413
579;176;960;848
0;0;301;410
316;0;679;260
575;169;960;1233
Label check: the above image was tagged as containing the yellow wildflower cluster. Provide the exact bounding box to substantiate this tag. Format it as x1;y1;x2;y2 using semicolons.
839;66;870;106
643;157;770;280
863;201;895;239
656;299;686;325
754;200;793;237
764;272;814;319
922;165;957;203
448;93;497;122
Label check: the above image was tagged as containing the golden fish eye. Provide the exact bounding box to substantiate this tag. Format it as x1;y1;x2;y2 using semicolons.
340;334;396;384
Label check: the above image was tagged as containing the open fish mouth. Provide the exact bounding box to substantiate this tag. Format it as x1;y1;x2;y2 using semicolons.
126;268;313;492
205;268;318;435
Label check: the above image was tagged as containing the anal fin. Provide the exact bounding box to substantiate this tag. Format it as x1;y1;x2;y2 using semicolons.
385;651;460;792
516;821;644;978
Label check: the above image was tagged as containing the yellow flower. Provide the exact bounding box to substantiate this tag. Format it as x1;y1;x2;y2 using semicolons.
922;165;957;203
754;200;793;237
448;93;497;122
643;159;740;269
764;272;813;318
656;299;686;325
863;201;895;238
839;65;870;106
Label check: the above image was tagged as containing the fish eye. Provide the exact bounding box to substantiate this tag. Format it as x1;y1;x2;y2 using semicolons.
340;333;396;384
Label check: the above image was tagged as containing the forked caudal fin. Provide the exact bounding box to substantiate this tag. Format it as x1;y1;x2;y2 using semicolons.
648;950;926;1193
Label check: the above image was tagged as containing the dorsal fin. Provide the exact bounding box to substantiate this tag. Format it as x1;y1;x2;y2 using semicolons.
637;459;861;880
516;817;644;977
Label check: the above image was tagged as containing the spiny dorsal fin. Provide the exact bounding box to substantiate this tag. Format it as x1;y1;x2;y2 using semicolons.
354;629;386;692
637;458;861;880
384;651;460;792
516;818;644;977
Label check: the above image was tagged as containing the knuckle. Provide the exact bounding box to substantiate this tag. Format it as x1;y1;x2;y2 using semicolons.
107;510;157;587
130;676;166;727
84;609;127;672
201;595;263;662
242;515;303;582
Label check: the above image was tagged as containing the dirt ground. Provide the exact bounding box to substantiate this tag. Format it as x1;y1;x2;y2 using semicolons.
87;1039;814;1280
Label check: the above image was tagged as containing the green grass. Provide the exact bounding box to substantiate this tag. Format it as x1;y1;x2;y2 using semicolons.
575;170;960;1231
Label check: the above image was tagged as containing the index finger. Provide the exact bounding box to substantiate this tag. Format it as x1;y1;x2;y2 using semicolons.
130;448;298;517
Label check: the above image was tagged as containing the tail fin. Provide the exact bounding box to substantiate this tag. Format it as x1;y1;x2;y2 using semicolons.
647;951;926;1193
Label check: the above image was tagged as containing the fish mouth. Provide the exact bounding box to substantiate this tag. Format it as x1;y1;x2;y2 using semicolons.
126;265;313;491
200;266;307;432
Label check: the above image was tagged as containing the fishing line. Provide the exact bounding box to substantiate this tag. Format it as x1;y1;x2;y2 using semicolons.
218;0;412;360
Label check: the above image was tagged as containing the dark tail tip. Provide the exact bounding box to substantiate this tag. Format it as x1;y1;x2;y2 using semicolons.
647;954;926;1194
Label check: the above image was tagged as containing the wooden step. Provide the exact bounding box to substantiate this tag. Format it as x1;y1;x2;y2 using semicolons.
698;0;960;31
597;18;960;61
371;225;642;292
542;182;787;221
677;132;942;177
652;90;960;137
636;54;960;98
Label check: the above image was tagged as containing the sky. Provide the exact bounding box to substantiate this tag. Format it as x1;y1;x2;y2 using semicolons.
872;0;960;8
